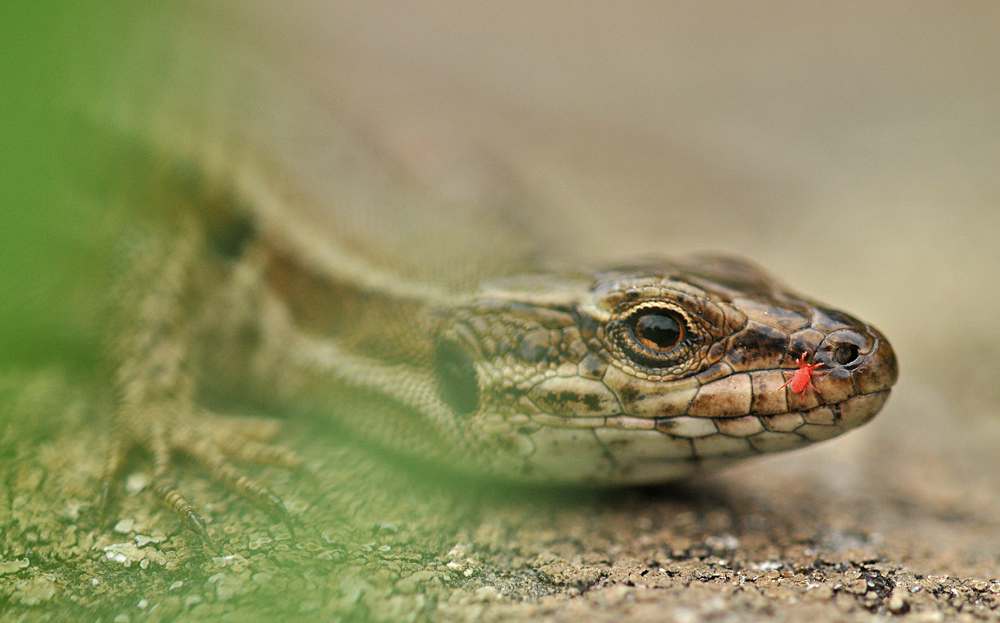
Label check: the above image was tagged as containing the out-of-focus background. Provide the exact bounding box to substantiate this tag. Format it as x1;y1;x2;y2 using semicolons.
219;0;1000;511
226;1;1000;359
4;2;1000;621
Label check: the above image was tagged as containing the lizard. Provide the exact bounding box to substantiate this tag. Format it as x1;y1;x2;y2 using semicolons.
85;13;899;552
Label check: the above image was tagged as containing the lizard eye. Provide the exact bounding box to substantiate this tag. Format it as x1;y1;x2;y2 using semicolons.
631;310;683;352
607;304;694;370
604;295;708;376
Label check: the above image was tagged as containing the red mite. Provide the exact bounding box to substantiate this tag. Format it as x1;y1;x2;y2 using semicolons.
779;352;824;397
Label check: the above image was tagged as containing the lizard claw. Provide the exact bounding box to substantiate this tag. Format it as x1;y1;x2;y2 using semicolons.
103;407;302;552
153;479;221;554
262;491;296;538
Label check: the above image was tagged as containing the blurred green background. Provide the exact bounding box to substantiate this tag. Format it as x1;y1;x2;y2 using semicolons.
0;2;124;365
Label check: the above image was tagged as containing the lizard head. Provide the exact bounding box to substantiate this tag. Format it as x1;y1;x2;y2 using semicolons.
432;254;898;483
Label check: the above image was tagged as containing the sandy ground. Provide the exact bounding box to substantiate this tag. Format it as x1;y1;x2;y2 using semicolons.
4;358;1000;623
4;3;1000;621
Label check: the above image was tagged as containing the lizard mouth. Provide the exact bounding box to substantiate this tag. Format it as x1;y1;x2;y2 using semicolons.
693;388;892;453
491;314;898;485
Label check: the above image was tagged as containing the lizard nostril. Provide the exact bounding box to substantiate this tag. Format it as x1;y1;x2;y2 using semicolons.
831;342;861;366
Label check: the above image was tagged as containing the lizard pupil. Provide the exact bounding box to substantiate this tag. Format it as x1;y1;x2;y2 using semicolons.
633;312;682;351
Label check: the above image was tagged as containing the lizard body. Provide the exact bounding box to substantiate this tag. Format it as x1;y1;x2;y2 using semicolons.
87;11;898;548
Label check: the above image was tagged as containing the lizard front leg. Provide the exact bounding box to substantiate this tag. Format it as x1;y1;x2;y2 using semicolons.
102;213;301;551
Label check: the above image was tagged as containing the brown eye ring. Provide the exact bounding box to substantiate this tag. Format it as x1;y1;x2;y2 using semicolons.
605;300;703;375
